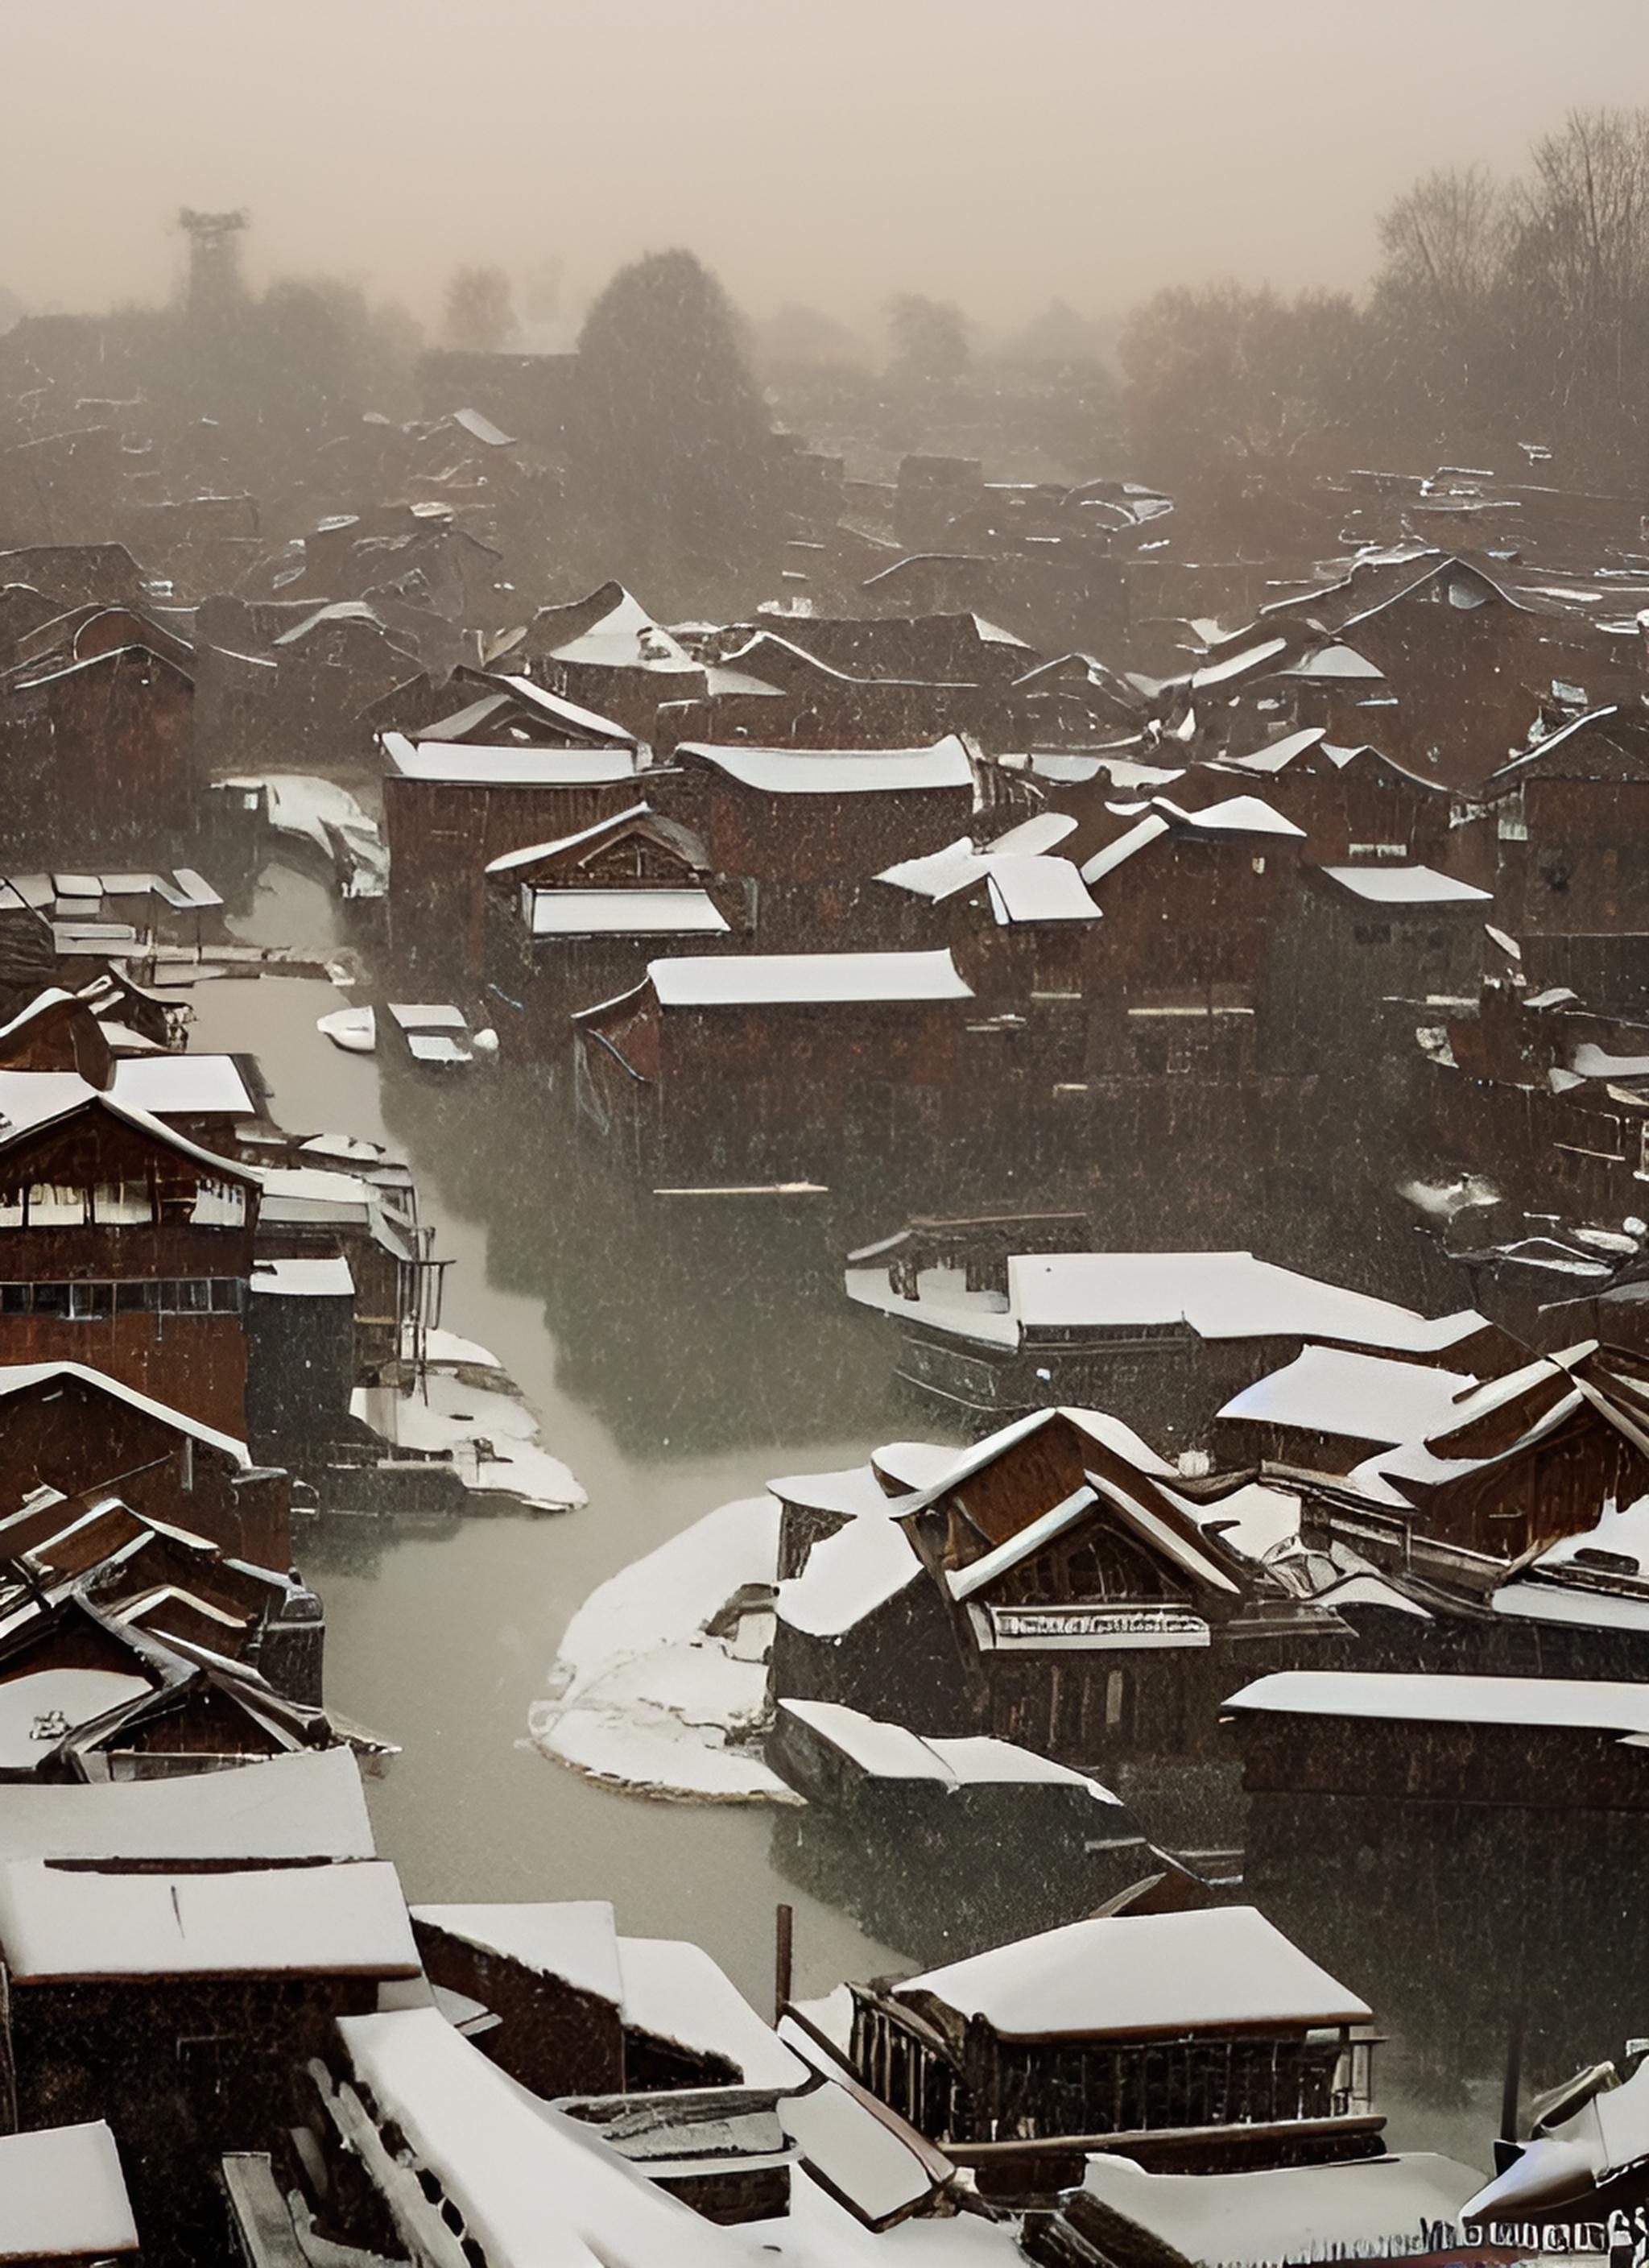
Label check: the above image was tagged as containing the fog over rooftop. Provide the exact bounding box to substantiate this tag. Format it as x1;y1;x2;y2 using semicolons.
7;0;1649;325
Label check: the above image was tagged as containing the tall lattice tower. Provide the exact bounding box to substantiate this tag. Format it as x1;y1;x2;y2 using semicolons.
177;208;249;317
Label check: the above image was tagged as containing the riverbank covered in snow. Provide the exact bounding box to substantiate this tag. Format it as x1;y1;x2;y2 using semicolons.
531;1492;796;1802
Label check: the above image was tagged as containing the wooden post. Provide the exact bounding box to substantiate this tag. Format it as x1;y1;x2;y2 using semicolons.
774;1902;794;2024
1497;2005;1524;2167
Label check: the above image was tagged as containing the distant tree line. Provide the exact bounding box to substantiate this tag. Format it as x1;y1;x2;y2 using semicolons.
1120;107;1649;494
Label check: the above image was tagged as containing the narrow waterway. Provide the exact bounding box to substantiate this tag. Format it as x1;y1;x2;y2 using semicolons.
192;866;921;2003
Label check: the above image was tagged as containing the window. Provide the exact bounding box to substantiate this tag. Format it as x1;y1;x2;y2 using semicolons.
190;1181;246;1227
2;1278;241;1318
93;1181;153;1224
26;1185;88;1225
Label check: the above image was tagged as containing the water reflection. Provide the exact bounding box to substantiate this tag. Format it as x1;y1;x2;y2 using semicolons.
1246;1795;1649;2154
187;938;915;2001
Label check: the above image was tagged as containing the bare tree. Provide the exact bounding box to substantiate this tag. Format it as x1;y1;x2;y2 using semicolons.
1376;168;1509;308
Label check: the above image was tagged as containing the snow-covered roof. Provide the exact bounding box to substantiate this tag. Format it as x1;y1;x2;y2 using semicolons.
337;2007;735;2268
899;1408;1179;1513
484;804;658;876
775;1516;921;1637
0;1858;419;1980
250;1255;356;1298
1319;865;1492;906
1079;813;1171;886
1154;793;1307;839
413;1900;625;2007
779;1699;953;1782
1189;636;1287;688
529;889;729;938
0;1360;250;1466
779;2079;941;2228
678;737;973;794
543;588;697;673
1004;1252;1484;1353
0;1067;259;1188
1217;1347;1479;1449
1077;2152;1484;2267
895;1906;1370;2038
647;950;973;1008
766;1462;907;1518
1527;1490;1649;1579
1280;642;1385;680
1225;726;1328;774
0;1669;153;1772
1224;1669;1649;1737
384;736;639;786
1573;1041;1649;1080
948;1475;1240;1601
107;1053;254;1118
986;857;1101;925
475;673;639;748
0;1749;374;1865
451;406;515;448
872;1440;969;1494
779;1698;1122;1802
1490;1579;1649;1633
0;2122;138;2260
877;812;1079;901
616;1935;806;2088
1490;703;1621;780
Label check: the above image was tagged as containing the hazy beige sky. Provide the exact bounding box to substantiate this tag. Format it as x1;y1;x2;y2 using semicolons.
6;0;1649;329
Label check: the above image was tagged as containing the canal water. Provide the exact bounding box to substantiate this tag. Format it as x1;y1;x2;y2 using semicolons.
194;865;920;2005
189;865;1526;2163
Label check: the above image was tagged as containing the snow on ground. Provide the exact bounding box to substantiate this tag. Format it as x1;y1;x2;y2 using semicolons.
744;2172;1023;2266
353;1360;585;1514
531;1492;796;1802
409;1326;505;1372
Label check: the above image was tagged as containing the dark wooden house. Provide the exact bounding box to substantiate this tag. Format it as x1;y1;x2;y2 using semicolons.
1481;704;1649;935
410;1898;805;2100
571;948;977;1185
844;1240;1495;1439
380;730;649;975
0;1068;260;1436
891;1409;1346;1794
0;1859;418;2262
1267;553;1628;793
1;644;195;852
482;802;734;1054
673;736;980;953
1210;730;1460;870
0;1357;290;1574
1077;795;1305;1078
848;1905;1378;2191
1224;1666;1649;1818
